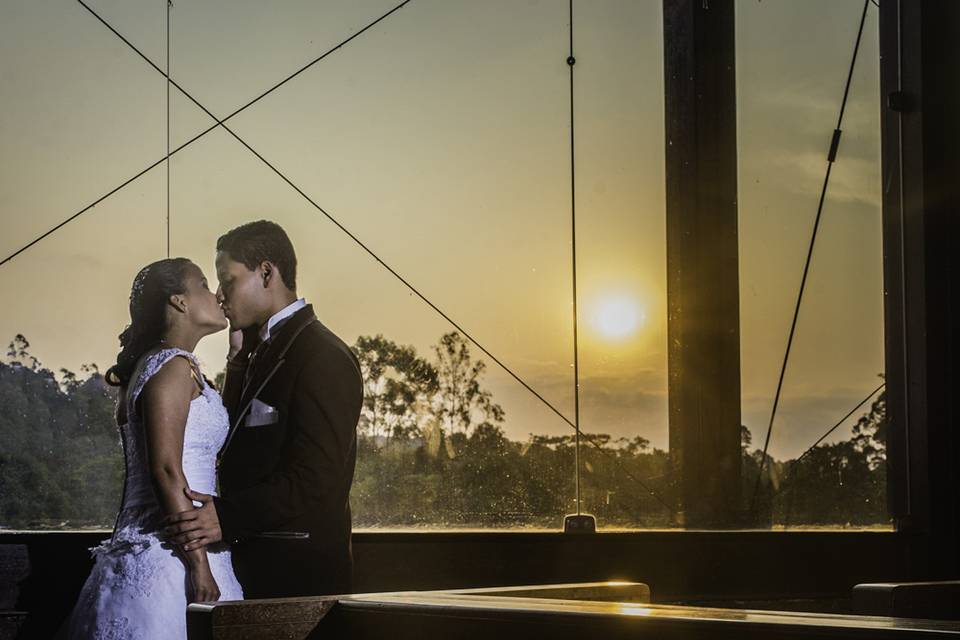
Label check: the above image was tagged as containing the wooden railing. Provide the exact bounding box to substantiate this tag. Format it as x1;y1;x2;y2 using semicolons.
186;581;960;640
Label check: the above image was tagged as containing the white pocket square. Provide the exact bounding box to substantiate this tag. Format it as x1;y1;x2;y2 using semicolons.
243;399;279;427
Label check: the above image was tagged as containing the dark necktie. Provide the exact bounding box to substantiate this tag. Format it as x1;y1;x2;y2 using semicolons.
243;337;270;389
242;313;296;389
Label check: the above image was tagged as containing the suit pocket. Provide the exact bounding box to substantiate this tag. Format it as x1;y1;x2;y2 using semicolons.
243;398;279;427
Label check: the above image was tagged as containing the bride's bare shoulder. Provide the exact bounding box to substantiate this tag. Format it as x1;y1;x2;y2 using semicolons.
141;355;201;404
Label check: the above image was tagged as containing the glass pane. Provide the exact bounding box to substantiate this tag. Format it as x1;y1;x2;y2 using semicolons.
2;0;669;532
171;0;575;530
0;1;165;530
0;0;166;261
736;0;888;528
571;0;671;530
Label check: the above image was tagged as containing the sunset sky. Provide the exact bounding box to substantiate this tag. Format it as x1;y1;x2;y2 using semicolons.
0;0;883;461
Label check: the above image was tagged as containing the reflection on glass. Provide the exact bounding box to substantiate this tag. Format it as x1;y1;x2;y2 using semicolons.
4;0;666;532
0;1;166;263
736;0;888;528
0;166;166;529
1;1;166;529
574;0;668;530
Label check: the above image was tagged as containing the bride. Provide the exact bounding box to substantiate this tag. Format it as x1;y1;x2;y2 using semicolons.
64;257;243;639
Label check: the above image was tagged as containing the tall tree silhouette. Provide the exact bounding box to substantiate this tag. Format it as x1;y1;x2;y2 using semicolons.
431;332;504;436
353;335;437;440
852;381;886;471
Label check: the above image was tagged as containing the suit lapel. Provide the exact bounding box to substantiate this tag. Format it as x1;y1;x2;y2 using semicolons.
219;305;318;462
238;306;316;410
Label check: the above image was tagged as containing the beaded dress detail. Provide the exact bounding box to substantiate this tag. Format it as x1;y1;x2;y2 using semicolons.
66;348;242;639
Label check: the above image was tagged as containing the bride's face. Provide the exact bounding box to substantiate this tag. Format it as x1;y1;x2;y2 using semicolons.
180;264;229;335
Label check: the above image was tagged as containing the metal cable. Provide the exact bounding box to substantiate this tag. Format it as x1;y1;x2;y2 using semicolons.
46;0;679;515
0;0;412;268
567;0;583;518
776;382;886;526
749;0;873;515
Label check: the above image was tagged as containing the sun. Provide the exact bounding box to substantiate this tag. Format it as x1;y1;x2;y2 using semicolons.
591;294;645;340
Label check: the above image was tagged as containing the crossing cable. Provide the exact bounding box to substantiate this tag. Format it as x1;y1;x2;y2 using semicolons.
38;0;679;514
790;382;885;471
754;381;885;502
0;0;412;268
567;0;583;518
108;0;675;516
777;381;885;525
749;0;873;515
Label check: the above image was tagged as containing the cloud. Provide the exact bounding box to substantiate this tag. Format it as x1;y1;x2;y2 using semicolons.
503;370;669;444
741;80;882;209
763;150;881;208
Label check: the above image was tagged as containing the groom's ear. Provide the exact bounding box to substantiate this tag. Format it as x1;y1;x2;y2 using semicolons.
260;261;275;288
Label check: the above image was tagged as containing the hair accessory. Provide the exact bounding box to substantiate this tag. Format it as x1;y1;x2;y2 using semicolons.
130;265;152;303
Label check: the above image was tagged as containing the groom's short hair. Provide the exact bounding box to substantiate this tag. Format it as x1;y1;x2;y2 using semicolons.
217;220;298;291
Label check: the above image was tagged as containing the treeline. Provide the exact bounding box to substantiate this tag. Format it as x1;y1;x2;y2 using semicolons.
0;334;887;530
0;336;122;528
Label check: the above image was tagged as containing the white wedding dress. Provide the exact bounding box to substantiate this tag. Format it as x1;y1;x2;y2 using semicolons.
65;348;243;640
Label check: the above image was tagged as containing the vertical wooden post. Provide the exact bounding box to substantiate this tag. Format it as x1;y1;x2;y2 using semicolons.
881;0;960;578
663;0;742;528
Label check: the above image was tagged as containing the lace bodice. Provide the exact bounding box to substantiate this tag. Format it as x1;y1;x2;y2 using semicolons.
66;347;242;639
109;348;230;543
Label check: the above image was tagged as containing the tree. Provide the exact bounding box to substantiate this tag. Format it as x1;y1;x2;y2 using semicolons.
353;335;437;440
431;332;504;436
741;424;752;454
777;440;883;526
0;331;894;532
0;335;121;529
59;368;80;393
740;425;782;526
852;382;887;471
618;435;651;457
7;334;39;370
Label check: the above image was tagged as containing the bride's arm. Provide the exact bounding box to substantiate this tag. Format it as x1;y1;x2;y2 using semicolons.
141;355;220;603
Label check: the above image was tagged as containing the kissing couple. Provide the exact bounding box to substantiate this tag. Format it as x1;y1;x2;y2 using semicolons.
63;220;364;639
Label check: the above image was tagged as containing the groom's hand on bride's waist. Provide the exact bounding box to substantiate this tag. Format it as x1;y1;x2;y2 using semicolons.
161;488;223;551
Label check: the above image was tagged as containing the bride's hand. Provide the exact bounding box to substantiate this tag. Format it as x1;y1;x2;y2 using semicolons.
228;326;259;362
227;327;245;361
188;562;221;604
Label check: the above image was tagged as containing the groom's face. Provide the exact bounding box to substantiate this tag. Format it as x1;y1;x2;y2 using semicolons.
215;250;270;331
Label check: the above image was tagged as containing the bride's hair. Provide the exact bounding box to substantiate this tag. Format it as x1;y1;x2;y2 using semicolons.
105;257;193;387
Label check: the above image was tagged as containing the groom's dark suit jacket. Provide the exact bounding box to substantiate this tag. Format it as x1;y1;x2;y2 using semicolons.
213;304;363;598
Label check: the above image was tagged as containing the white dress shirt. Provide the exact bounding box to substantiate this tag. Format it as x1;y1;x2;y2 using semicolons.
258;298;306;342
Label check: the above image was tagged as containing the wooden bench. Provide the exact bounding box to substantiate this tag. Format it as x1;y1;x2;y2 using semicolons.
855;581;960;620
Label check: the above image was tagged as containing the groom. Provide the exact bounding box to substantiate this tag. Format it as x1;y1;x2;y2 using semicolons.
163;220;363;598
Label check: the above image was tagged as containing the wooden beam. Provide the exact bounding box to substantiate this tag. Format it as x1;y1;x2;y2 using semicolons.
663;0;742;528
880;0;960;578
